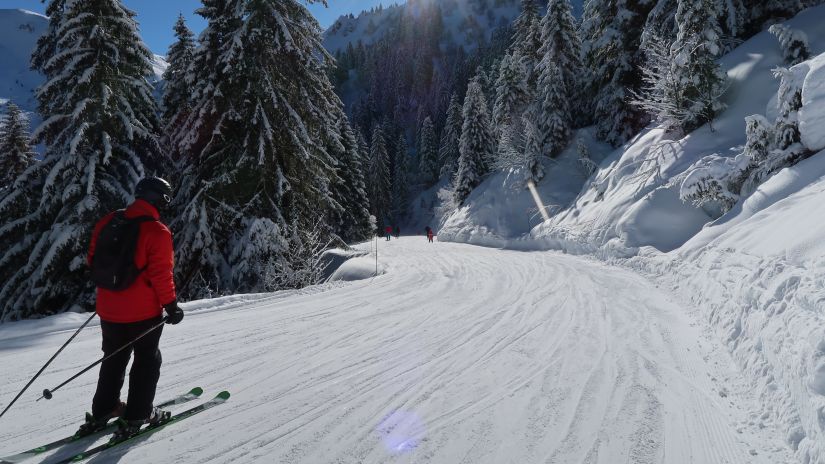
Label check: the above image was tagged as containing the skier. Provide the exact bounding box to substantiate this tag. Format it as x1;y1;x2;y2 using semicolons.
77;177;185;441
394;225;400;238
426;226;434;243
385;225;393;241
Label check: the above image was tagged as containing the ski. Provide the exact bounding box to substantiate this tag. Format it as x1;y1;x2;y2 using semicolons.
0;387;203;464
59;391;230;464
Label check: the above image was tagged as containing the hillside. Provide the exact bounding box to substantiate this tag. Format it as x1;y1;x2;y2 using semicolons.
437;4;825;462
324;0;587;54
0;9;47;118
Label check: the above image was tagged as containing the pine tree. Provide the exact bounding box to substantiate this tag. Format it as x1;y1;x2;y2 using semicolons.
162;14;196;132
522;107;545;182
0;102;36;190
536;0;583;115
454;77;494;204
173;0;345;298
439;93;462;179
581;0;655;146
392;134;411;222
769;23;811;66
418;116;439;186
30;0;66;119
329;114;372;243
511;0;540;55
667;0;727;132
0;0;163;320
535;56;571;156
493;52;530;138
367;126;391;226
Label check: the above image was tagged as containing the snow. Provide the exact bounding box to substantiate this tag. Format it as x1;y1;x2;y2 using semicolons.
0;238;793;463
432;5;825;462
799;52;825;152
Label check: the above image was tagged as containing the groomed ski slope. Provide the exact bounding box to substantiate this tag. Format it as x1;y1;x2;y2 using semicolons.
0;238;793;463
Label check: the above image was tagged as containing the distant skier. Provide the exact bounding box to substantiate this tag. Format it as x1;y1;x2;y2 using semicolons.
426;226;434;243
394;225;400;238
385;225;393;241
77;177;185;442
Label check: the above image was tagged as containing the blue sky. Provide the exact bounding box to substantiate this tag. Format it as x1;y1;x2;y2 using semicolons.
13;0;391;54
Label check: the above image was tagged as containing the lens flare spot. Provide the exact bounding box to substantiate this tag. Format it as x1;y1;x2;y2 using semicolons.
376;410;426;455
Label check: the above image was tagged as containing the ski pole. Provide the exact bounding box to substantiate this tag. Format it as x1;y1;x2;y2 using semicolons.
0;311;98;419
37;317;168;401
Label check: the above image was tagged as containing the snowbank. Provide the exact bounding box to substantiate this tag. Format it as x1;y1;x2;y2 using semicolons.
800;53;825;152
631;150;825;462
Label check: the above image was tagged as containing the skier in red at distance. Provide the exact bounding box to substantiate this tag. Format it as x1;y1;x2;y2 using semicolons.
425;226;434;243
385;225;393;241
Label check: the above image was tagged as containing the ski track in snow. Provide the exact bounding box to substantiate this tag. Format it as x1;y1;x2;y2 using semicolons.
0;238;791;463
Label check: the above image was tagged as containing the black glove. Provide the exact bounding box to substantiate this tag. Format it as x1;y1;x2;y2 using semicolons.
163;300;184;325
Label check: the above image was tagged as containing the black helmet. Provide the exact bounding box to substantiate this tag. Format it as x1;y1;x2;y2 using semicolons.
135;177;173;207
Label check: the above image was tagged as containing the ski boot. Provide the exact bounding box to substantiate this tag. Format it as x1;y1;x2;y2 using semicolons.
110;407;171;443
74;401;126;438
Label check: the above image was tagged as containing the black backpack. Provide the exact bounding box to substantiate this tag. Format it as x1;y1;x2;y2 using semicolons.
91;210;156;291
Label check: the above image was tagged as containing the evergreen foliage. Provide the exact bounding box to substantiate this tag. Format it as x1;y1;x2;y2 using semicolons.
162;14;196;134
454;77;494;204
418;117;439;186
367;126;391;226
329;115;373;243
438;94;463;180
535;57;571;156
493;51;530;138
581;0;655;146
0;102;36;190
392;134;411;222
172;0;345;299
769;23;811;66
0;0;162;320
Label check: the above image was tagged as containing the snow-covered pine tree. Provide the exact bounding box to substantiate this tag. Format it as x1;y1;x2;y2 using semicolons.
511;0;540;55
535;57;572;156
576;137;598;177
769;23;811;66
161;14;196;134
418;117;439;186
667;0;727;132
581;0;655;146
173;0;345;298
536;0;584;122
368;126;391;226
454;77;494;204
522;107;545;182
493;51;530;140
392;134;411;222
0;0;163;320
30;0;66;119
438;93;462;179
0;102;36;190
329;114;372;244
772;65;804;151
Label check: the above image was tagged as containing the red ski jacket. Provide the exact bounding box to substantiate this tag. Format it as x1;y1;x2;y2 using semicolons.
88;199;177;323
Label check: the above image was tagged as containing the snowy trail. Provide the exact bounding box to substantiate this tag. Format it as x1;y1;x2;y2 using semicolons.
0;238;790;463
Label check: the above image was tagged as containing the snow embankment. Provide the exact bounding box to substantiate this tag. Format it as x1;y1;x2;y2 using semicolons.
631;150;825;462
799;53;825;152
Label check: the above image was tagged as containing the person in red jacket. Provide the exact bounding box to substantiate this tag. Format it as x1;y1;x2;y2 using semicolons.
385;225;393;241
77;177;184;440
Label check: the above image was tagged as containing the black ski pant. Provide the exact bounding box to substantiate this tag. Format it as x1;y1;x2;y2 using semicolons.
92;316;163;421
